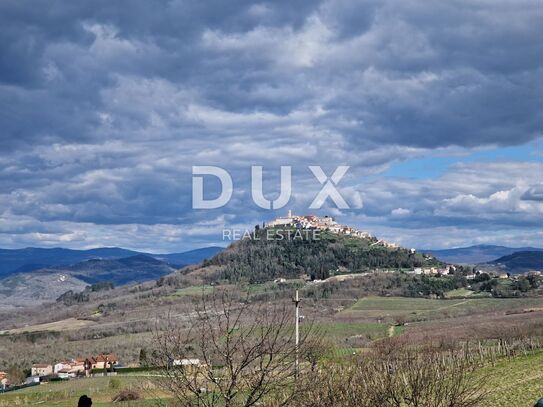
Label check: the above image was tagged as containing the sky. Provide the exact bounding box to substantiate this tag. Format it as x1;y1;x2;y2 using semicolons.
1;0;543;252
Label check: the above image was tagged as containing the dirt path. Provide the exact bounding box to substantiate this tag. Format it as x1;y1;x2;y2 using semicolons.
416;299;472;316
437;299;471;310
1;317;96;334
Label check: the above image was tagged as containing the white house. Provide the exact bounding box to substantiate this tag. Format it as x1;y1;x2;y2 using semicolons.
54;362;72;374
267;217;294;227
172;358;201;366
31;364;53;377
57;369;77;379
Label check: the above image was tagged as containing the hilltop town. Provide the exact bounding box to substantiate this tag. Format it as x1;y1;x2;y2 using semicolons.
266;211;401;249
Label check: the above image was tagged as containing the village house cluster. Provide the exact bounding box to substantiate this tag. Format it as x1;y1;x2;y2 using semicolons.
267;211;367;238
26;354;119;384
266;211;405;249
0;355;204;390
408;265;456;276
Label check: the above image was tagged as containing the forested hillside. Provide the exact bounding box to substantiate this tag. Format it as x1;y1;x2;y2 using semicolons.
197;228;442;283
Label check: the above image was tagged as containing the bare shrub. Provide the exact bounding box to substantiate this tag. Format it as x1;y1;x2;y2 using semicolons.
149;291;316;407
112;389;140;402
292;341;489;407
300;334;333;372
394;314;407;326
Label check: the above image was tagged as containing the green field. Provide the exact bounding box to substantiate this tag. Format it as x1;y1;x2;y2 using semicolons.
352;296;456;311
241;279;305;294
316;321;393;341
0;376;167;407
444;288;478;298
166;285;215;298
346;296;543;321
480;350;543;406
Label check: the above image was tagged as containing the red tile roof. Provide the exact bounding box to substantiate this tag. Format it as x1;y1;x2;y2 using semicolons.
94;354;118;362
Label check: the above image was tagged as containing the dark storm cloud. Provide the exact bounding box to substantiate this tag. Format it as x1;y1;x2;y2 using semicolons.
0;0;542;249
2;0;542;150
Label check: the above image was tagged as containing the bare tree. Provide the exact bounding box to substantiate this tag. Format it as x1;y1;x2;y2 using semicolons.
299;334;332;373
150;290;315;407
6;365;25;386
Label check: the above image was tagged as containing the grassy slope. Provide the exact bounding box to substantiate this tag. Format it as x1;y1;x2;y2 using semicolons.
0;376;167;407
345;296;543;321
316;321;391;340
480;350;543;406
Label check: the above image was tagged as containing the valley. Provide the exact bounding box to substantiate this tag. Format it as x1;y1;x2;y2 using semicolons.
2;218;543;406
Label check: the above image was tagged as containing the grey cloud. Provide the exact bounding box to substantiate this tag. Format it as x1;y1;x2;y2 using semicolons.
522;184;543;202
1;0;543;250
2;0;542;151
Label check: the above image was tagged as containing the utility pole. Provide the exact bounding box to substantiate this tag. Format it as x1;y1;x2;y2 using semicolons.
293;289;301;380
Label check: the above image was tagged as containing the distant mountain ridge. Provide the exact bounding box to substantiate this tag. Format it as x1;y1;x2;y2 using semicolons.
55;254;175;285
154;247;225;266
486;251;543;274
0;247;224;307
0;246;224;279
0;254;174;307
421;245;543;264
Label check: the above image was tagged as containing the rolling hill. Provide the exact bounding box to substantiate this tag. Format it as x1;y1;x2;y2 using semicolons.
0;270;89;307
166;227;443;285
486;251;543;274
421;245;543;264
53;254;177;285
0;247;140;278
